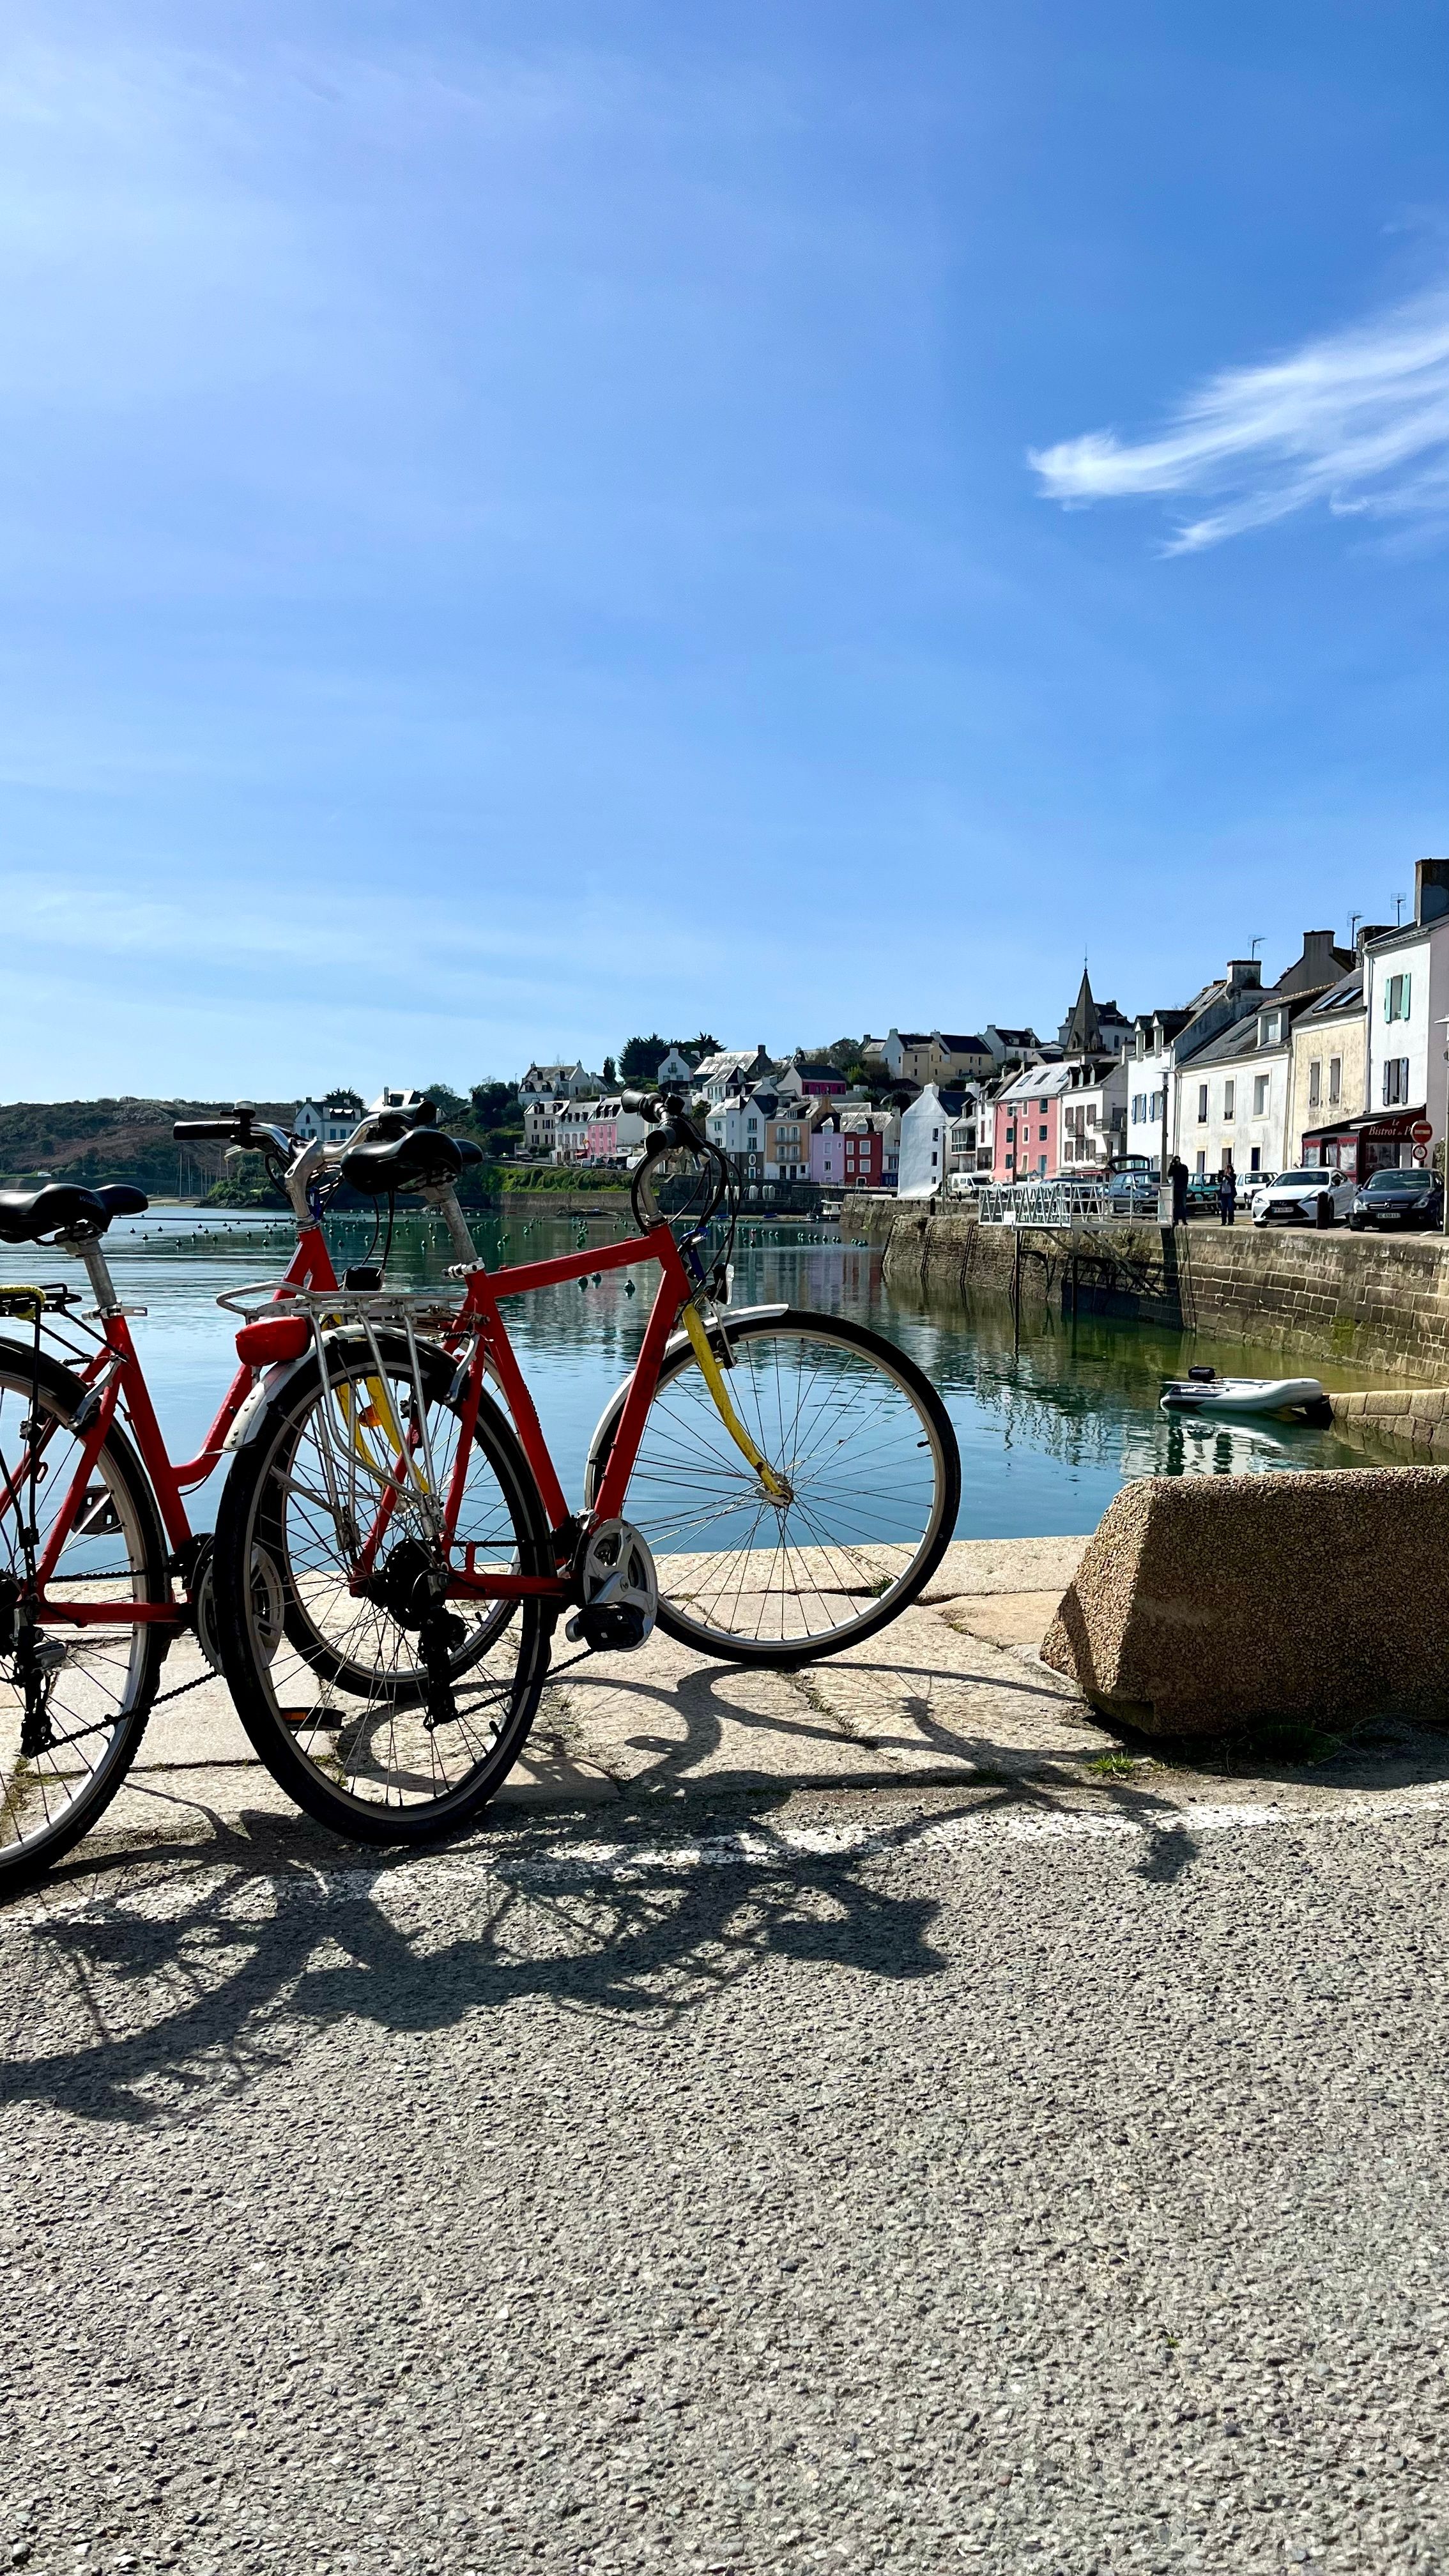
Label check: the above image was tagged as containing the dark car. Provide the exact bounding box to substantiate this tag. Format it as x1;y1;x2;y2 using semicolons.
1184;1175;1222;1216
1106;1169;1158;1216
1349;1166;1444;1231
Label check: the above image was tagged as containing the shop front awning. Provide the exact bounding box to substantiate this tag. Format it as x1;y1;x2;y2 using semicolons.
1345;1110;1428;1136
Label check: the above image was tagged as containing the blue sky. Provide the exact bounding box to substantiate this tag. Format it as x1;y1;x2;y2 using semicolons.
2;0;1446;1099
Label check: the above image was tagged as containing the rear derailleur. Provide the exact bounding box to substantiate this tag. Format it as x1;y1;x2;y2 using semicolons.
1;1575;64;1759
360;1536;467;1731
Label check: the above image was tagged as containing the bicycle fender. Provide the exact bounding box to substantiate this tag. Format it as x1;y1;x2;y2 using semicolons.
221;1329;487;1456
222;1351;316;1452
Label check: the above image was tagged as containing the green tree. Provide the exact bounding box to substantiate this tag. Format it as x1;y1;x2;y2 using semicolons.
424;1082;470;1121
619;1034;668;1081
469;1081;518;1132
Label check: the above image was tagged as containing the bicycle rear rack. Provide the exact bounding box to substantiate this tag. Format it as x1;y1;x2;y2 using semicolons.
217;1280;477;1537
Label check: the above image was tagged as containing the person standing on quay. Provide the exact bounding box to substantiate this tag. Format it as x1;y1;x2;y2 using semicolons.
1167;1154;1188;1227
1218;1163;1238;1227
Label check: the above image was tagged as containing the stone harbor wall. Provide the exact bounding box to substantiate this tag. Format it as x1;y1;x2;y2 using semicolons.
839;1196;1449;1382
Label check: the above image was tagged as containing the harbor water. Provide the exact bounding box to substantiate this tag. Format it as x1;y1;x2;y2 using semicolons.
0;1207;1392;1543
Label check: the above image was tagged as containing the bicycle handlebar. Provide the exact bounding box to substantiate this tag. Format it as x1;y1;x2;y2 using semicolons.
173;1109;293;1158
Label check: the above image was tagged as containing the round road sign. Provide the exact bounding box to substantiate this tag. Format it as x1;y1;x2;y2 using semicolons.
1413;1144;1429;1165
1410;1119;1434;1144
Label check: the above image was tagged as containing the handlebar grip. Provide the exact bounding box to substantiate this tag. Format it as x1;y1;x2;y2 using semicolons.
173;1121;241;1143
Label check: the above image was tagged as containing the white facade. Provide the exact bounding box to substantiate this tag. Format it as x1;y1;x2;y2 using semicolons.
694;1047;773;1103
519;1061;601;1101
654;1047;696;1087
897;1087;954;1198
1125;1057;1170;1169
1177;1004;1294;1181
1363;929;1445;1130
294;1096;365;1147
551;1100;601;1162
522;1098;561;1156
1057;1059;1128;1167
704;1092;766;1181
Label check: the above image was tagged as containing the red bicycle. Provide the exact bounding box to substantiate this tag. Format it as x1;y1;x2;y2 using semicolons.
210;1091;960;1846
0;1108;372;1887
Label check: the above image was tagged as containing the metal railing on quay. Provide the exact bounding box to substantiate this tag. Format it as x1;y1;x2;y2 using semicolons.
975;1179;1118;1227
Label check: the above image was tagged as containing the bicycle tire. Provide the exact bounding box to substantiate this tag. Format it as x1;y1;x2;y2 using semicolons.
0;1340;167;1893
212;1338;555;1845
585;1308;960;1666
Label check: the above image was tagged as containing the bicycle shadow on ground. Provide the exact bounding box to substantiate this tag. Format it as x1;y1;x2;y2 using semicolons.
0;1782;959;2126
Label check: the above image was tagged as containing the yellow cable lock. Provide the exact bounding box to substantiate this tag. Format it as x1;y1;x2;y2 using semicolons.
681;1305;789;1501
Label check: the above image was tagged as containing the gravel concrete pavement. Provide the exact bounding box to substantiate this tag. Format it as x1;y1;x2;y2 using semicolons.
5;1541;1449;2575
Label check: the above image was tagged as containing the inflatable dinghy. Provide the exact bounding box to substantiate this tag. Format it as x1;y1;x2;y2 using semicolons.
1160;1365;1327;1418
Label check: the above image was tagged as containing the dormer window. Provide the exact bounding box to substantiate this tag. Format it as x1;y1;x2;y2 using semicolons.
1258;1009;1282;1047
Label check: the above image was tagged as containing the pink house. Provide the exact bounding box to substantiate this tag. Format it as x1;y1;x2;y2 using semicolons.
811;1122;848;1188
811;1113;887;1189
585;1098;651;1162
992;1068;1066;1181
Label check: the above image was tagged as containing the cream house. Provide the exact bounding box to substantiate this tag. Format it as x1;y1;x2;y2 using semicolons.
1287;969;1367;1167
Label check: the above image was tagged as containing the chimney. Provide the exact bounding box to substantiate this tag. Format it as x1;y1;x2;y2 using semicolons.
1226;959;1262;993
1415;860;1449;927
1301;930;1338;976
1356;923;1393;959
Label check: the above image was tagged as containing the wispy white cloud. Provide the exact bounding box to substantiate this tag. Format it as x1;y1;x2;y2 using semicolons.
1029;283;1449;551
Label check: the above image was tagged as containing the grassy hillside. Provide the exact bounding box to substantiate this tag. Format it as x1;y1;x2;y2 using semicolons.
0;1099;296;1195
0;1096;571;1208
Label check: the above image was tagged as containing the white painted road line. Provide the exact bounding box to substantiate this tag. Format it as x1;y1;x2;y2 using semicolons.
18;1786;1449;1925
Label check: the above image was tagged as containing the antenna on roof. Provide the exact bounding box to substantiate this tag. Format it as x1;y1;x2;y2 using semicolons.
1394;891;1407;926
1250;935;1263;958
1349;912;1361;946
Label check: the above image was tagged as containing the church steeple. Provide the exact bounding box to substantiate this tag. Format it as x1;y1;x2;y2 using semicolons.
1062;964;1101;1054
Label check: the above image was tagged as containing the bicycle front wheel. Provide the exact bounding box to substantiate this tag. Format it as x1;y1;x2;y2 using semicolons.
213;1337;554;1844
585;1309;960;1664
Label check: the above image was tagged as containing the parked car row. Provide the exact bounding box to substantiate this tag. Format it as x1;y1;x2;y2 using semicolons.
946;1160;1445;1232
1242;1164;1442;1230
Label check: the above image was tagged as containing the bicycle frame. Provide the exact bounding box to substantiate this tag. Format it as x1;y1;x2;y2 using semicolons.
19;1222;339;1633
17;1146;749;1636
438;1218;698;1606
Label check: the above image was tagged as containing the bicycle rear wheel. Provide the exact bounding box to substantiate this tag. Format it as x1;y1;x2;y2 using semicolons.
213;1337;554;1844
0;1342;167;1891
585;1308;960;1664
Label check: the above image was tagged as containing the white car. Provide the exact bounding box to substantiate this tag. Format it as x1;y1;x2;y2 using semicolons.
1250;1166;1357;1227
